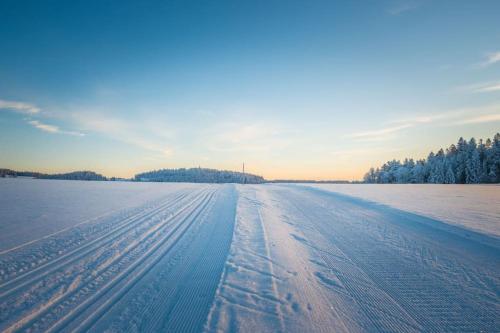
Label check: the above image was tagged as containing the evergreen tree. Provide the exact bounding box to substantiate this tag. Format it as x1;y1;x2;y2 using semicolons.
493;133;500;183
444;159;455;184
455;137;467;183
363;133;499;184
466;149;481;184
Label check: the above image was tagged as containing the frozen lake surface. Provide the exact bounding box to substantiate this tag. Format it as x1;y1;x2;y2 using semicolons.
0;179;498;332
0;178;201;252
302;183;500;237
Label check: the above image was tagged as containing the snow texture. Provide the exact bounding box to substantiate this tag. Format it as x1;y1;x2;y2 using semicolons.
0;179;498;332
302;183;500;237
0;178;202;251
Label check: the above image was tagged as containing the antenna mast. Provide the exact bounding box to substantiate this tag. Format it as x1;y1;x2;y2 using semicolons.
242;162;246;184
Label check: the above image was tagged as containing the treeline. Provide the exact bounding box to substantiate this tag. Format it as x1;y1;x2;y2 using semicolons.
1;169;108;181
0;169;45;178
1;167;265;183
135;167;265;184
364;133;500;184
38;171;108;181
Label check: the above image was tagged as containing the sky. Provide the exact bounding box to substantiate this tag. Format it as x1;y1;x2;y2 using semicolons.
0;0;499;180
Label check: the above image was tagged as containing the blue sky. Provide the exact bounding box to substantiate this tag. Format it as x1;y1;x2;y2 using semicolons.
1;0;499;180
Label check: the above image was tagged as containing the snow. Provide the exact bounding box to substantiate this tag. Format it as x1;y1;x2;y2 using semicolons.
300;183;500;237
206;185;359;333
0;178;201;252
207;184;499;332
0;179;498;332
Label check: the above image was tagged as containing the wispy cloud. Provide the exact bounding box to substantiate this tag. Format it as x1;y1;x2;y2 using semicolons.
69;111;173;157
472;82;500;93
0;99;40;114
331;147;402;158
205;122;293;153
387;0;421;15
388;110;463;126
458;81;500;93
28;120;84;136
480;51;500;67
347;124;413;141
28;120;58;133
454;113;500;125
476;83;500;93
347;104;500;141
0;98;85;136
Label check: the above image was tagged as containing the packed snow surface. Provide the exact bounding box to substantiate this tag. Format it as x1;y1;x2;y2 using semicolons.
0;178;202;251
301;183;500;237
0;179;498;332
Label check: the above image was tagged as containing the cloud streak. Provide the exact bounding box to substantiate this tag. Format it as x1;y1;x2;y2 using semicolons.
0;98;85;136
480;51;500;67
69;111;172;157
28;120;58;133
454;113;500;125
348;104;500;142
387;1;421;15
473;83;500;93
28;120;85;136
458;81;500;93
0;99;40;114
347;124;413;141
205;122;292;153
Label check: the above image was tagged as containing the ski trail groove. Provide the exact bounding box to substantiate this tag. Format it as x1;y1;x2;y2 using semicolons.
0;190;203;325
0;190;192;291
0;187;216;333
2;183;497;333
64;190;217;333
158;186;237;332
33;190;212;333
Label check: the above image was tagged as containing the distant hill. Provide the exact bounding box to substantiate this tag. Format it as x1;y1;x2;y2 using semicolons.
135;167;265;184
2;167;264;183
1;169;109;181
0;169;46;178
38;171;108;181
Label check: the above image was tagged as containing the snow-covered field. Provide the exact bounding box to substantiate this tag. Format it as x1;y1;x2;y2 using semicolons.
0;178;204;252
301;183;500;237
0;179;498;332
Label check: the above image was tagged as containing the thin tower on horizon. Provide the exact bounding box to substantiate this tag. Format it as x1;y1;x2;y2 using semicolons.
242;162;246;184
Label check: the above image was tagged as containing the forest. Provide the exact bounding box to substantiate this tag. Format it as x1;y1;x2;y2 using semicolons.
134;167;265;184
38;171;108;181
364;133;500;184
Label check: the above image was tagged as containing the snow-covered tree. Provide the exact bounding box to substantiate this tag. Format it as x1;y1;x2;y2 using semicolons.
466;149;481;184
444;159;455;184
363;133;499;184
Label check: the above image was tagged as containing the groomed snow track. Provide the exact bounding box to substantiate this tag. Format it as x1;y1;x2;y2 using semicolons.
206;185;500;333
0;182;498;333
0;184;237;333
